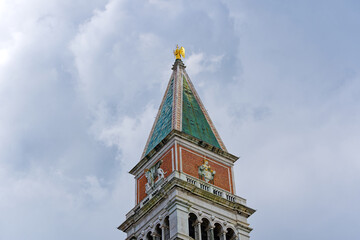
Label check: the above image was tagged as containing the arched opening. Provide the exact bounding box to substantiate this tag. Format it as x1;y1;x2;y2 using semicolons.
146;231;153;240
201;218;210;240
214;223;223;240
155;224;162;240
188;213;197;239
164;216;170;240
226;228;236;240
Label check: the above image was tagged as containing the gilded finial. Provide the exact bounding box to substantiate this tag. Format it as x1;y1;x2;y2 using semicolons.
173;45;185;59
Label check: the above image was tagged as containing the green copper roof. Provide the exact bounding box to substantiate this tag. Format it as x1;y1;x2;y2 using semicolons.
145;78;174;155
182;76;221;148
142;59;227;158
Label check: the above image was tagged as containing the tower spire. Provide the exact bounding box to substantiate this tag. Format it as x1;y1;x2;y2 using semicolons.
141;47;226;158
119;48;255;240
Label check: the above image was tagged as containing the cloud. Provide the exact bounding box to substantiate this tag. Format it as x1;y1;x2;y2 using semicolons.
0;0;359;240
186;52;224;76
0;0;240;239
90;102;157;164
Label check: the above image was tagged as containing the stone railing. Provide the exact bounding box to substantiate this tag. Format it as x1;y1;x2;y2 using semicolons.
178;172;246;205
131;171;246;216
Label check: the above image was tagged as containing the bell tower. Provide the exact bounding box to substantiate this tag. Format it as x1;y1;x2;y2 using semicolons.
119;47;255;240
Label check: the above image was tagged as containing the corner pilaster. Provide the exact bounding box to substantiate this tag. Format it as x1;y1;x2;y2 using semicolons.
167;197;191;240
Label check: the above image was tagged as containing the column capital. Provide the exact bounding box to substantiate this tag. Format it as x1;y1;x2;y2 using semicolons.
151;232;161;237
195;219;202;225
221;229;228;234
205;226;214;231
160;224;168;229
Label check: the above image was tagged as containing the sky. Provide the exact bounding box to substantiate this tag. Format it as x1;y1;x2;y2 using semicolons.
0;0;359;239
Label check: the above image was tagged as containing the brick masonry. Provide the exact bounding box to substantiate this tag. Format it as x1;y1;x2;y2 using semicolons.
179;144;233;193
136;143;234;204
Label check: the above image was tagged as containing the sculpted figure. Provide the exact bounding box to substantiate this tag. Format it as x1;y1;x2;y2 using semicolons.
145;160;167;193
145;169;154;188
198;160;215;183
173;45;185;59
145;182;151;193
157;168;167;180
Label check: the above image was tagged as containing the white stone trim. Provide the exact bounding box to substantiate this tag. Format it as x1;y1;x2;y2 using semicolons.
171;148;175;172
231;166;236;195
228;168;232;194
179;172;246;205
179;146;183;171
175;142;178;171
135;178;138;204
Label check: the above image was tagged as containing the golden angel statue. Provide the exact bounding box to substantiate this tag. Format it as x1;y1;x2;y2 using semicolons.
173;45;185;59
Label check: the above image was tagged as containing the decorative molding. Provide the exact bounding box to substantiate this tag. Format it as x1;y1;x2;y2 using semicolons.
131;130;238;176
119;172;254;233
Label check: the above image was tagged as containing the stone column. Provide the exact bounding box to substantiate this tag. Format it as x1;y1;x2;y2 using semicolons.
152;232;161;240
237;231;241;240
194;220;202;240
220;230;227;240
165;226;170;240
160;225;166;240
207;227;214;240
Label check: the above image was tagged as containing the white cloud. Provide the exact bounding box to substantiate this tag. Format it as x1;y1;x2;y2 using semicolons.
0;48;9;65
90;102;157;165
0;0;359;239
186;52;224;76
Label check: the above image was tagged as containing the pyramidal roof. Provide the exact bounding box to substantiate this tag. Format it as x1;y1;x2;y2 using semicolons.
142;59;227;158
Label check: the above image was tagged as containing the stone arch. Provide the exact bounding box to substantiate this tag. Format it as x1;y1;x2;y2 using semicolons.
150;223;162;240
212;219;225;229
213;222;224;240
188;212;198;239
150;220;161;234
163;216;170;240
146;231;153;240
224;224;236;234
188;210;200;220
200;217;211;240
152;220;161;229
157;214;165;227
225;227;236;240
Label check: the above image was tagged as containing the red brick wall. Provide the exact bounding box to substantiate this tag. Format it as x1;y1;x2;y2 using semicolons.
137;145;174;203
137;174;147;203
179;145;233;193
160;148;173;178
